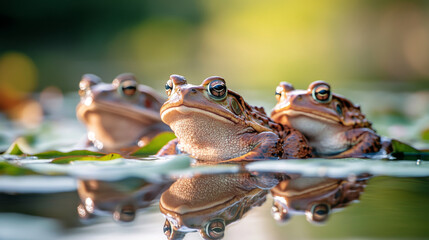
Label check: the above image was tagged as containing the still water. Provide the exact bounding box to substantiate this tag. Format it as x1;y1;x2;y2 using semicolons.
1;90;429;240
0;157;428;240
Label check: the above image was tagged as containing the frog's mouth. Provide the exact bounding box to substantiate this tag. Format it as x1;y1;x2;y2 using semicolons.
161;105;239;125
272;109;340;125
77;100;161;124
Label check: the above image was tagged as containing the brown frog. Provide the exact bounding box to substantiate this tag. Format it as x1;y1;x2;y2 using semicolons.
160;172;280;239
271;175;368;224
157;75;312;162
77;178;172;222
76;73;171;153
271;81;392;158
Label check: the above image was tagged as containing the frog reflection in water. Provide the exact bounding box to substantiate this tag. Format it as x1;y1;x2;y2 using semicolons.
76;73;171;153
76;178;172;222
271;175;368;224
271;81;393;158
160;172;282;240
157;75;312;162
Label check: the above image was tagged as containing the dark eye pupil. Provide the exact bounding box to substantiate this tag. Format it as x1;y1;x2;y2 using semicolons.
213;84;224;91
165;83;172;90
122;85;137;96
316;209;327;215
318;89;328;95
208;80;227;100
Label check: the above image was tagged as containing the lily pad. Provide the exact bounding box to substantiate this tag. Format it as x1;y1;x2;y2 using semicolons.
131;132;176;157
51;153;123;164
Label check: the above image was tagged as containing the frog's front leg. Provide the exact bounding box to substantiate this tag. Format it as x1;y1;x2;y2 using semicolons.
280;129;312;159
156;138;180;156
333;128;381;158
220;131;281;163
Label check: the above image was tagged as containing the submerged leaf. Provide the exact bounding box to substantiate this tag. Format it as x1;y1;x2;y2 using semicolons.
132;132;176;157
0;162;39;176
51;153;123;164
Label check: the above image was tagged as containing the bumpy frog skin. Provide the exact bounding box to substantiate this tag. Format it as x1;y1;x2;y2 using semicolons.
160;173;281;239
271;175;368;224
271;81;392;158
157;75;312;162
76;73;171;153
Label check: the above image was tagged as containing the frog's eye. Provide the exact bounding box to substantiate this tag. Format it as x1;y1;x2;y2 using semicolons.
165;79;173;96
163;219;173;238
113;204;136;222
312;84;332;103
275;86;284;102
307;203;330;223
275;82;294;102
119;80;138;97
207;79;227;101
205;219;225;239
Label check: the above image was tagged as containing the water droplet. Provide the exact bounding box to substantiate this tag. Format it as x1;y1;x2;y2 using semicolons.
416;159;422;165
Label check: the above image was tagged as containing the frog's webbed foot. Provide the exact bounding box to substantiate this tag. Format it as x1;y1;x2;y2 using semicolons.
333;128;381;158
156;138;180;156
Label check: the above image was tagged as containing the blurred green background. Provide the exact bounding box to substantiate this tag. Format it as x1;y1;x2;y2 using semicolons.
1;0;429;93
1;0;429;145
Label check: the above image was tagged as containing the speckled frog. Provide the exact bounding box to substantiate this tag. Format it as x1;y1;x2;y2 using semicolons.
76;73;171;153
157;75;311;162
271;81;392;158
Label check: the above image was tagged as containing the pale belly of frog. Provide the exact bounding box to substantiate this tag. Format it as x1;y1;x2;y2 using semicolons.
286;116;350;156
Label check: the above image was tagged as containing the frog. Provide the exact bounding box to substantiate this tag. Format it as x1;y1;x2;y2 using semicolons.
271;81;393;158
77;178;172;222
76;73;171;153
160;172;281;239
270;175;368;224
156;74;312;162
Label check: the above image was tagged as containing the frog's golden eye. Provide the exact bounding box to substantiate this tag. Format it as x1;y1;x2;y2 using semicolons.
275;82;294;102
307;203;330;223
119;80;137;97
205;219;225;239
207;79;227;101
79;74;101;91
165;79;173;96
163;219;173;238
312;84;331;103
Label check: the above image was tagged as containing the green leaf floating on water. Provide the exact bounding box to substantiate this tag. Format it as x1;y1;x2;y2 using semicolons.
51;153;123;164
5;142;25;155
34;150;104;159
391;139;429;160
0;162;39;176
391;139;420;153
131;132;176;157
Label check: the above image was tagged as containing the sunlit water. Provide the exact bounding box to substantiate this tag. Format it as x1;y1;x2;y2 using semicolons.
1;91;429;240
